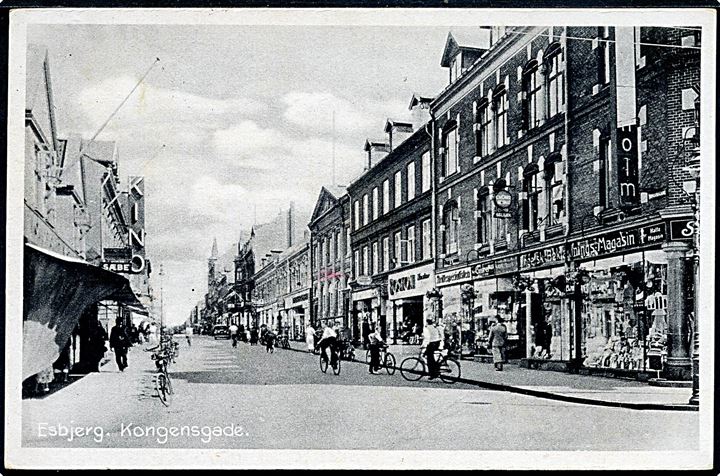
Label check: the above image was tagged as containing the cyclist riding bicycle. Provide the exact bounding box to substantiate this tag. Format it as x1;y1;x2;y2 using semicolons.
318;321;339;369
265;330;277;353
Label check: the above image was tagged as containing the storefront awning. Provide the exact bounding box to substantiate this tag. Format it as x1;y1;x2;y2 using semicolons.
23;243;144;380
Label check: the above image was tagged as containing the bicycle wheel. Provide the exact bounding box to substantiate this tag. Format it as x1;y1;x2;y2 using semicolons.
384;353;396;375
319;354;328;373
156;373;172;406
439;358;461;384
332;357;341;375
365;350;371;364
400;357;425;381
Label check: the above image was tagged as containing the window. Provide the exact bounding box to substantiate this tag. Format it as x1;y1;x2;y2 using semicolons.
407;161;416;201
336;230;342;261
479;100;492;156
522;60;542;130
362;246;369;276
382;237;390;272
493;88;509;148
394;231;402;266
523;166;541;232
353;200;360;230
394;170;402;208
372;187;379;220
362;194;369;226
599;135;611;208
476;190;491;244
598;27;611;86
372;242;379;275
421;151;431;192
353;250;359;279
545;44;564;117
443;125;459;176
422;219;432;259
382;179;390;214
450;52;462;83
407;225;416;264
545;156;565;225
345;227;351;256
442;201;459;255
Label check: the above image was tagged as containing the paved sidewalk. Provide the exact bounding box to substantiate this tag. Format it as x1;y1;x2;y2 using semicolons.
381;343;696;410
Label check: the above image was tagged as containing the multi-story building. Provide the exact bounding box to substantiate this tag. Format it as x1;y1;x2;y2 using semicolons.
427;26;700;379
308;186;352;331
347;99;433;342
276;242;311;340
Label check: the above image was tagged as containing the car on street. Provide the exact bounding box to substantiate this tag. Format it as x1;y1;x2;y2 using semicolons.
212;325;231;340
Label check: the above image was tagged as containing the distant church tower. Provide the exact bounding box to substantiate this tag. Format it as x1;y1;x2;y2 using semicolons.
208;237;218;287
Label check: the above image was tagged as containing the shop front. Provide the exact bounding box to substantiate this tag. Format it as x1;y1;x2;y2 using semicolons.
435;265;474;349
387;263;435;344
351;285;387;340
568;222;672;375
284;290;310;340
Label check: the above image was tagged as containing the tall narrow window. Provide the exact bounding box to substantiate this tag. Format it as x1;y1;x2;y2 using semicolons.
545;43;564;117
372;242;379;275
362;246;369;276
407;225;416;264
394;231;402;267
372;187;379;220
476;190;491;244
362;194;369;226
345;227;351;256
443;125;459;176
336;230;342;261
598;27;611;86
353;250;359;279
450;53;462;83
442;201;460;255
599;135;611;208
522;60;541;130
421;151;431;192
353;200;360;230
382;237;390;271
493;88;509;148
382;179;390;214
407;161;416;201
480;100;492;156
524;167;541;232
394;170;402;208
545;154;564;225
422;219;432;259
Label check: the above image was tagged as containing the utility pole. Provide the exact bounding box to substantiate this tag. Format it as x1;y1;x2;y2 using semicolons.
332;109;336;187
159;264;165;334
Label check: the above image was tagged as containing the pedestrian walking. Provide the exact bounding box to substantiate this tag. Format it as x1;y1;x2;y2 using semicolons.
368;325;384;374
88;319;108;372
421;318;442;379
229;323;239;347
185;324;193;346
362;318;371;350
306;323;316;352
489;315;508;371
109;317;132;372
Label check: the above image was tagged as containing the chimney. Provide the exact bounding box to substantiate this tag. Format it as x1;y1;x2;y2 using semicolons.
385;119;414;150
364;139;390;170
408;94;433;130
287;202;295;248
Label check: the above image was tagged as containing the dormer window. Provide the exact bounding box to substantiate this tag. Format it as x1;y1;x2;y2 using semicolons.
450;52;462;83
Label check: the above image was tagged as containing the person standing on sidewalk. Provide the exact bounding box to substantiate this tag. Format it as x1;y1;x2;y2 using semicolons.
489;316;508;371
421;318;442;379
109;317;132;372
368;325;384;374
361;318;371;350
305;323;316;352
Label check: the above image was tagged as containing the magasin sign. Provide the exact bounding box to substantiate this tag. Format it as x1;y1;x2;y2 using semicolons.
568;223;666;261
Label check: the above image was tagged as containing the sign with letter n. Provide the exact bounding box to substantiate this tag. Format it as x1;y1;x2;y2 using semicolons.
617;124;639;209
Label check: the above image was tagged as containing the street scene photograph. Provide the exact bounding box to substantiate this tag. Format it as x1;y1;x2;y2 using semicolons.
4;7;715;471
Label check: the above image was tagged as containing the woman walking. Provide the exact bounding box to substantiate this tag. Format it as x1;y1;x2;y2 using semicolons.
305;323;316;352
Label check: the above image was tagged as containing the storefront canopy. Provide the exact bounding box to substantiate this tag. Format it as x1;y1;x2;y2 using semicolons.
23;243;145;380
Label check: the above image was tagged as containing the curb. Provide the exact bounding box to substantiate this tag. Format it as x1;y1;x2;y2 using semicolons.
281;345;698;412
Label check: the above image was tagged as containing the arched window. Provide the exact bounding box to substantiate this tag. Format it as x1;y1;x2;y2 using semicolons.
493;86;509;148
544;43;564;117
442;200;460;255
522;60;542;130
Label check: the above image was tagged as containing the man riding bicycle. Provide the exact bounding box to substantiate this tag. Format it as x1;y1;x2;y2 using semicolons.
318;321;339;369
421;318;442;380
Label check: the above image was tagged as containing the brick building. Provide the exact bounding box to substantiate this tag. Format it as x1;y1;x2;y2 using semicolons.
427;26;700;379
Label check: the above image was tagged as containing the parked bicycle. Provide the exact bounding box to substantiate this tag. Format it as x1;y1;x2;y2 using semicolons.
278;334;290;349
365;344;396;375
338;340;356;361
400;348;461;383
151;350;173;406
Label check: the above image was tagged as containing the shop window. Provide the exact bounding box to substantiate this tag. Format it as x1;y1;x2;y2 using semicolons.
522;60;542;131
475;98;491;157
544;43;564;117
545;154;564;226
598;135;611;209
598;27;611;86
442;123;459;177
442;200;459;255
493;87;509;148
476;188;491;244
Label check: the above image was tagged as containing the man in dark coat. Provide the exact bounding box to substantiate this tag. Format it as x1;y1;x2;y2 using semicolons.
488;316;508;371
361;319;371;350
109;317;132;372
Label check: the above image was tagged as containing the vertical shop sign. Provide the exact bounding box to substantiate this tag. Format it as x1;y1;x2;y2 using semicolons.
617;125;640;208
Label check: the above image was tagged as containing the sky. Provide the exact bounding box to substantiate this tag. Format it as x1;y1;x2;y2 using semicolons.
27;22;480;325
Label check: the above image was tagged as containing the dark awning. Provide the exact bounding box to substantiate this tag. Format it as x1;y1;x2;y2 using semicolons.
23;243;145;380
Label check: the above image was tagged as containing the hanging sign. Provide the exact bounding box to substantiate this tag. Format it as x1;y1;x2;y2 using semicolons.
617;125;640;208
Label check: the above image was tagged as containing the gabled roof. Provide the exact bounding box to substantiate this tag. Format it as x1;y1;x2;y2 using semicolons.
384;119;414;134
408;93;434;110
441;29;492;67
310;186;344;223
363;138;390;152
